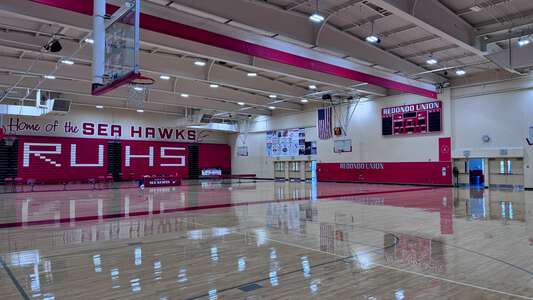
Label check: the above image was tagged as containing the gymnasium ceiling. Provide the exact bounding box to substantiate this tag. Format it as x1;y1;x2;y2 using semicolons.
0;0;532;119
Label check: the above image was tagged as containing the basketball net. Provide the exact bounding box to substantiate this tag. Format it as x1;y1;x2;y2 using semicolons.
237;119;251;146
127;85;148;110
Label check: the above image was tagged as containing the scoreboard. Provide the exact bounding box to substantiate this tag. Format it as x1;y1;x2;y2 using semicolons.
382;101;442;136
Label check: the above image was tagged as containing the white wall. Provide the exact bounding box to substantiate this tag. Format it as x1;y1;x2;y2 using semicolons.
231;91;452;178
451;77;533;187
231;76;533;187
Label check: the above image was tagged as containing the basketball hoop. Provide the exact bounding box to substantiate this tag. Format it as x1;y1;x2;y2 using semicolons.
130;75;155;86
127;75;154;110
237;119;251;146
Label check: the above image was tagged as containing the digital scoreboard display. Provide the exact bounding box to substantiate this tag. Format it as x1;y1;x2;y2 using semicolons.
382;101;442;136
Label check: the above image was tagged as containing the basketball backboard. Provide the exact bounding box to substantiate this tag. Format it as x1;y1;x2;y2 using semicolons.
91;0;140;96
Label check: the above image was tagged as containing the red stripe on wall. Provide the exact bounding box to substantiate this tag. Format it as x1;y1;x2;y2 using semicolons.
30;0;437;99
317;162;452;186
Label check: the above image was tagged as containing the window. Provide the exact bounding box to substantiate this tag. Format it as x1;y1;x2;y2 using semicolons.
500;160;512;174
275;162;285;172
291;162;300;172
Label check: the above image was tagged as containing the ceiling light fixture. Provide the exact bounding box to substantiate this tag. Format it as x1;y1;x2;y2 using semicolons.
43;75;56;80
309;0;324;23
96;105;104;109
159;75;171;80
237;102;245;106
518;36;530;47
309;13;324;23
455;69;466;76
209;84;219;88
366;22;381;44
309;85;317;90
194;60;206;66
133;86;144;91
426;58;438;65
470;5;482;12
269;95;277;99
84;38;94;44
268;106;276;110
60;59;74;65
247;72;258;77
366;35;380;44
301;99;309;103
136;109;144;113
180;93;189;98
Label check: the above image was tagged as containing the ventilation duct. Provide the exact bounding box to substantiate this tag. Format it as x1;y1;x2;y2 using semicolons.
0;89;68;116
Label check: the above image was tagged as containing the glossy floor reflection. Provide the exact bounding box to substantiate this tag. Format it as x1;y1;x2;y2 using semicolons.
0;180;532;299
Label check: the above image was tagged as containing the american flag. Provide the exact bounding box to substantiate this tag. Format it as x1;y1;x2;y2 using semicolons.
317;107;332;140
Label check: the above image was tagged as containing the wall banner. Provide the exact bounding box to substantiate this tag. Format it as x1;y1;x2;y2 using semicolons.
2;116;210;143
439;137;451;162
266;128;306;157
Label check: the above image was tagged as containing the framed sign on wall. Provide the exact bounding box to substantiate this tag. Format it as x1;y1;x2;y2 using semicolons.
382;101;442;136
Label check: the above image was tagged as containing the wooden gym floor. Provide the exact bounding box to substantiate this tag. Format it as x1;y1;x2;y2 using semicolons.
0;180;531;299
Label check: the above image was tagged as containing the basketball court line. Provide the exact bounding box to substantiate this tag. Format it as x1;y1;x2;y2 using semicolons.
185;219;533;300
2;204;530;299
301;220;533;277
185;234;400;300
0;256;30;300
0;178;265;195
0;186;437;228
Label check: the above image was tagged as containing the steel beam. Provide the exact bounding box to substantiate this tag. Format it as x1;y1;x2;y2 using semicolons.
365;0;481;55
0;0;391;98
161;0;444;84
0;55;301;111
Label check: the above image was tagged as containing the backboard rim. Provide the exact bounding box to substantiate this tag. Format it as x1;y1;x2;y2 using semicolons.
91;71;140;96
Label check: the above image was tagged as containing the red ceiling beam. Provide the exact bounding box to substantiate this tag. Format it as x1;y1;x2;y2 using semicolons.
31;0;437;99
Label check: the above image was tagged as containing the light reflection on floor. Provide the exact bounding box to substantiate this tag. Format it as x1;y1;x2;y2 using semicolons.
0;180;531;299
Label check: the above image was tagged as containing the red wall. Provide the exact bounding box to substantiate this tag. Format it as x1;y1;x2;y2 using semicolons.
120;140;189;180
18;136;108;181
15;136;230;182
317;162;452;186
198;143;231;174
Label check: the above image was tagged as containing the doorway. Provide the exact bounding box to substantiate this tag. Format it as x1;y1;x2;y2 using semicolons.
468;159;485;187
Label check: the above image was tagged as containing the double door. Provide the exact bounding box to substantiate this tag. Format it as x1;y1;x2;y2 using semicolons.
274;161;314;180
